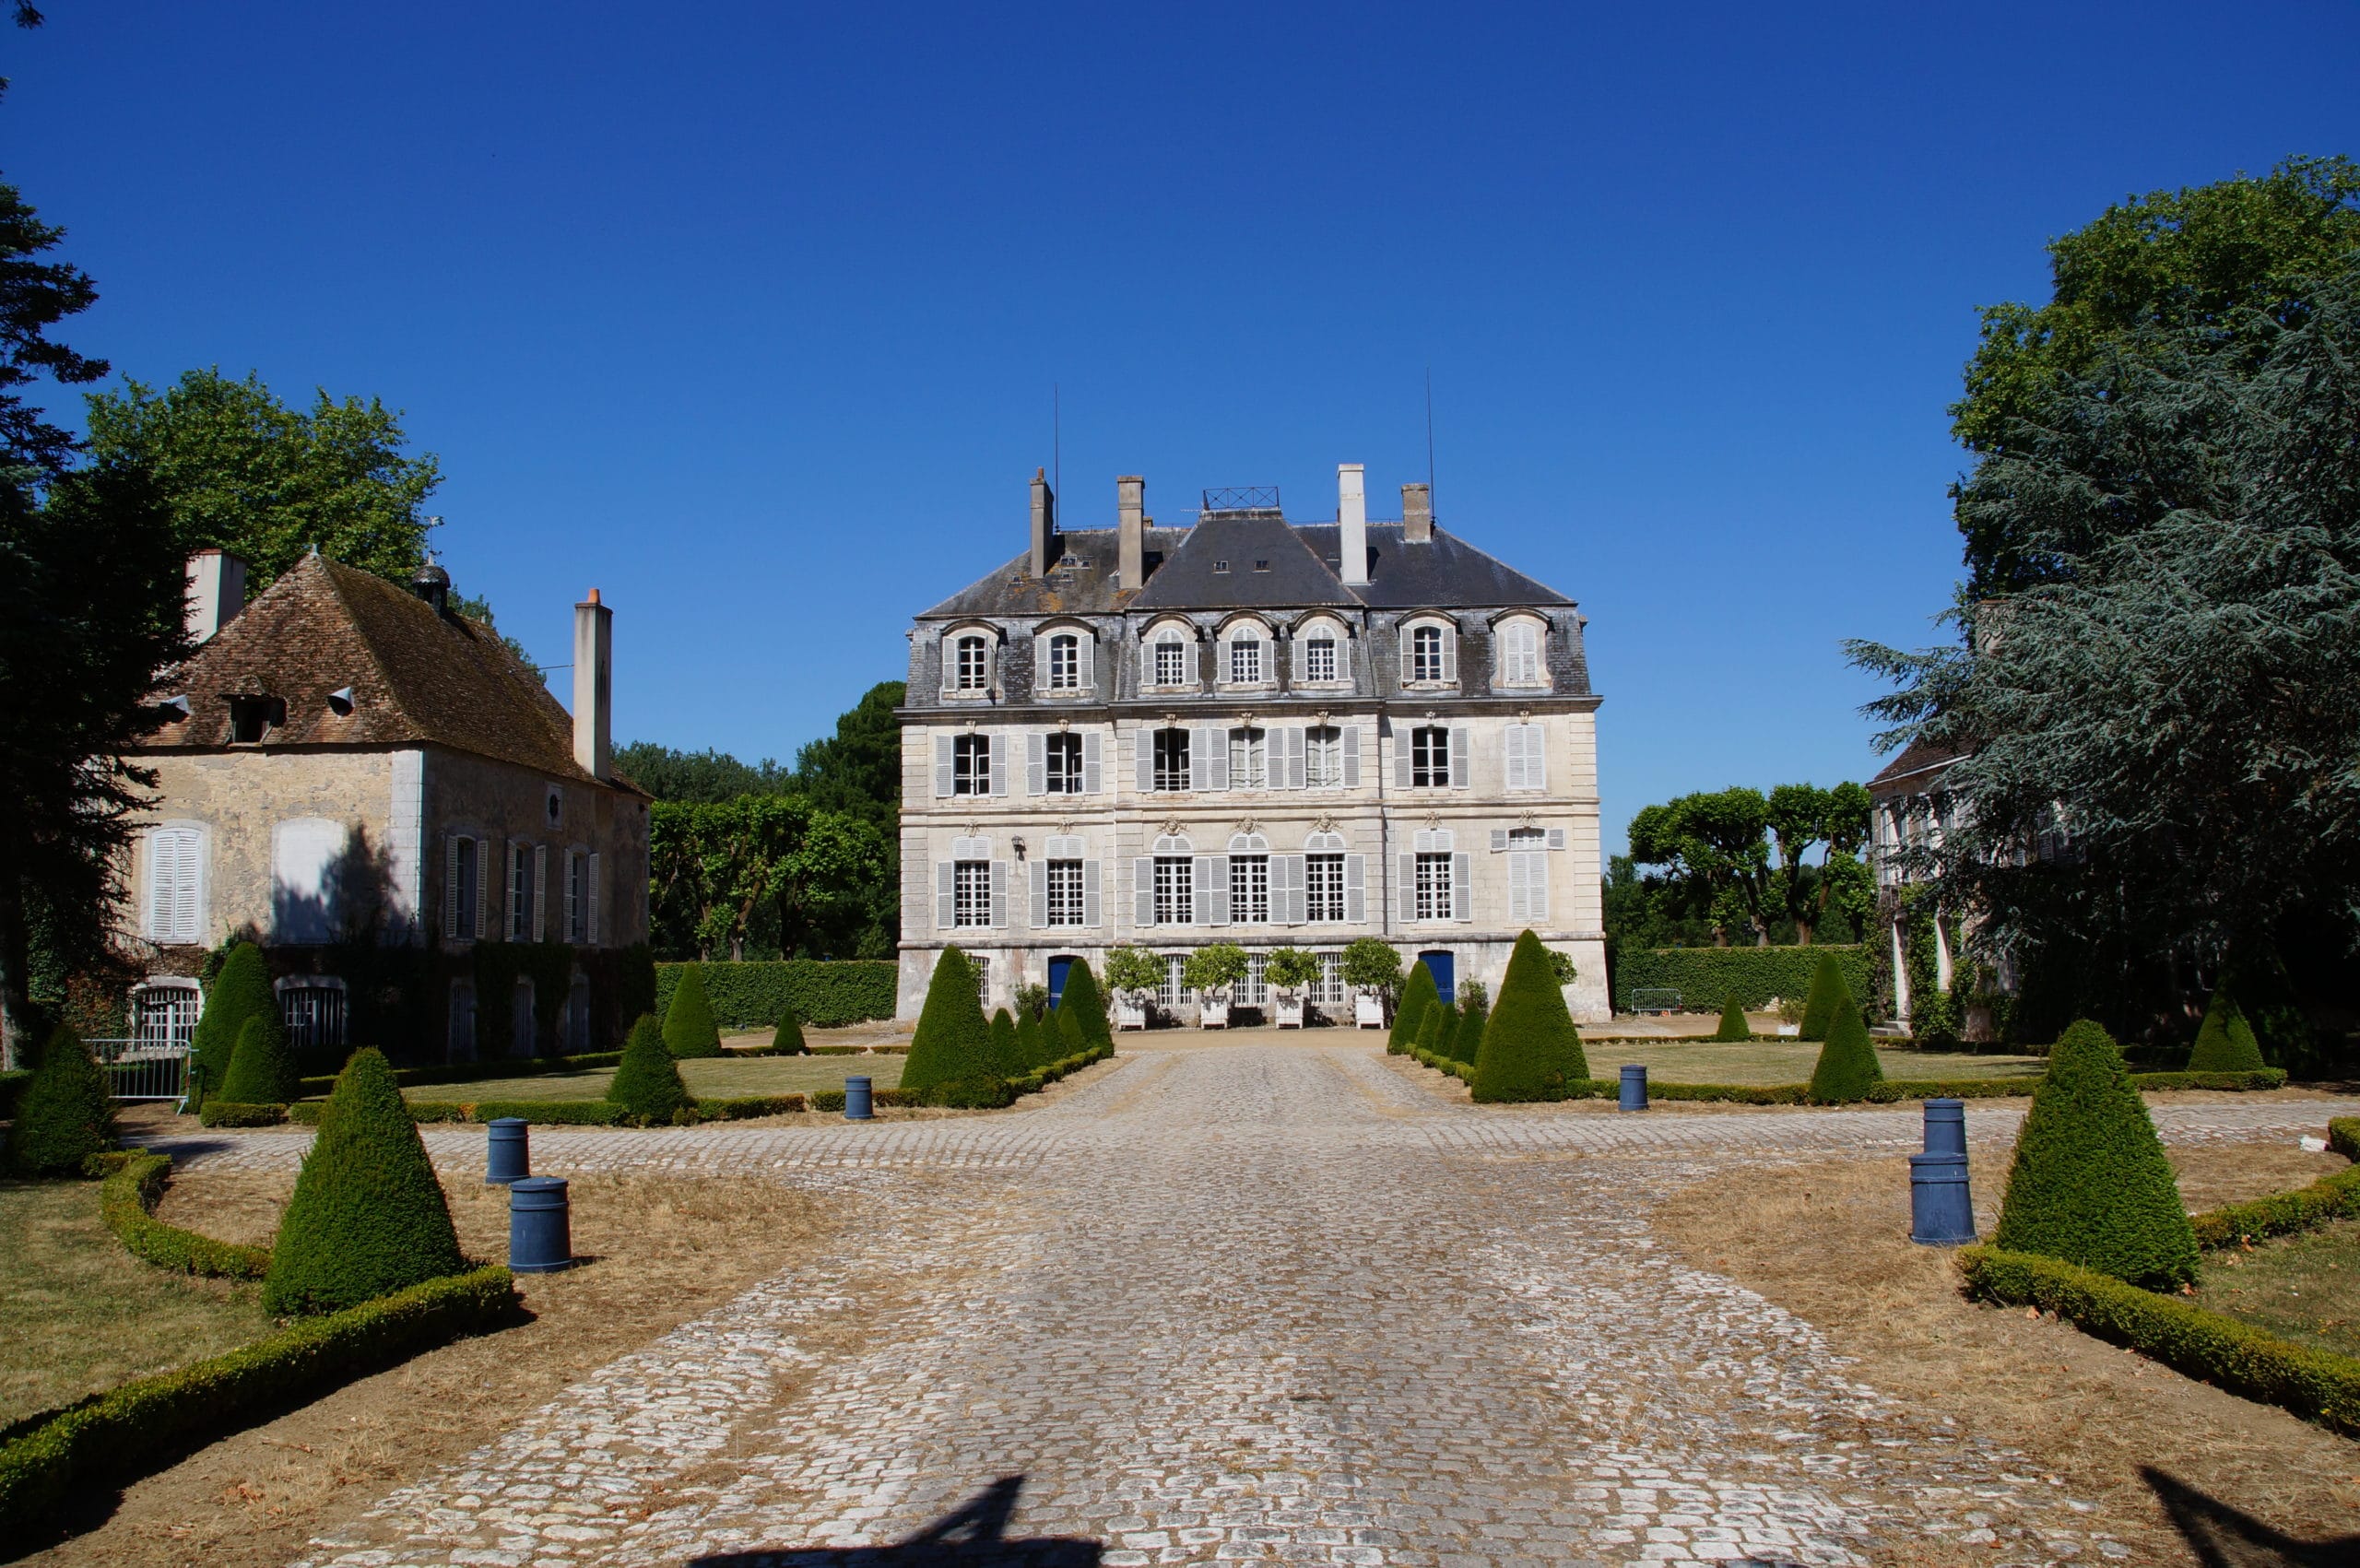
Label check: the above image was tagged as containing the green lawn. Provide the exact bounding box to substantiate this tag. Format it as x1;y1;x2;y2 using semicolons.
0;1179;272;1428
400;1054;904;1103
1587;1040;2047;1087
2196;1218;2360;1360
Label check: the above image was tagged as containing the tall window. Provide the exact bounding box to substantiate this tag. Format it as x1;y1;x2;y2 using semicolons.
1152;637;1188;687
953;860;991;927
1415;852;1454;922
566;850;588;942
1045;859;1085;926
1153;856;1193;925
953;733;990;795
146;825;202;944
953;635;990;690
1228;727;1268;789
1159;955;1196;1008
1047;633;1080;690
1152;728;1191;792
1237;953;1268;1006
1230;855;1269;924
450;835;478;940
1411;725;1451;787
1507;828;1550;921
1306;725;1343;788
1229;639;1263;684
1501;620;1542;685
1044;732;1083;794
1303;637;1338;683
1305;853;1345;922
1410;624;1446;682
280;984;347;1051
1313;951;1347;1007
509;843;535;940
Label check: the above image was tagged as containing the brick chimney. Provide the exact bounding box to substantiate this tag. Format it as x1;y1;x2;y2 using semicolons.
572;588;613;781
1029;467;1056;577
1337;465;1369;585
184;549;247;644
1117;475;1145;588
1402;482;1433;544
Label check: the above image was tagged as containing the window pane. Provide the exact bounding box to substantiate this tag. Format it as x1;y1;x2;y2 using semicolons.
1046;860;1084;925
954;860;991;926
1229;727;1266;789
1306;726;1340;787
955;637;989;690
1152;729;1189;792
954;734;988;795
1049;634;1079;688
1153;856;1192;924
1416;852;1452;920
1230;855;1268;923
1412;726;1449;787
1230;641;1262;683
1045;733;1081;793
1305;639;1337;683
1306;854;1345;921
1154;641;1186;685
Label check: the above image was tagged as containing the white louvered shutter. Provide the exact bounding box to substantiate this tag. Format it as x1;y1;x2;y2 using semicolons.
1030;859;1048;927
1549;827;1567;851
1283;727;1306;789
174;831;201;943
533;846;548;941
1394;728;1412;788
1492;829;1510;853
1398;634;1414;688
1079;634;1095;691
1081;730;1103;794
1133;857;1155;926
1440;630;1458;686
1135;727;1153;791
936;735;955;797
1507;847;1530;920
1191;856;1218;925
473;840;488;937
1027;732;1046;796
1399;854;1418;922
443;836;462;940
1032;632;1050;694
1278;855;1305;925
937;862;956;929
1083;861;1103;927
1504;726;1528;791
1342;723;1362;787
586;853;601;945
1450;726;1472;788
146;832;170;938
986;736;1007;796
989;861;1009;927
1452;853;1472;920
1525;724;1548;790
1529;853;1551;921
1345;855;1366;923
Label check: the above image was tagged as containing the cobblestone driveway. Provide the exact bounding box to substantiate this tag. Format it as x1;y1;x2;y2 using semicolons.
160;1044;2349;1568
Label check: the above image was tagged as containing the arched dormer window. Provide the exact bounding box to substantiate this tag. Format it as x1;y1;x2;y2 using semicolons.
942;625;997;697
1032;623;1095;697
1219;617;1274;690
1493;614;1549;690
1142;619;1197;691
1399;616;1457;688
1292;613;1351;690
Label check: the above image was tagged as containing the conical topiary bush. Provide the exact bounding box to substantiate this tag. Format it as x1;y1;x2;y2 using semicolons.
1797;952;1847;1041
1057;961;1114;1050
608;1013;689;1124
1472;932;1590;1102
986;1008;1021;1081
1415;1003;1446;1058
1712;993;1751;1043
2186;986;2265;1073
9;1026;115;1175
1056;997;1089;1062
219;1011;300;1105
1993;1020;2199;1288
1452;995;1488;1066
190;942;273;1105
263;1048;466;1315
771;1006;808;1055
1805;991;1882;1102
663;964;724;1058
903;948;990;1095
1014;1008;1046;1070
1390;961;1439;1055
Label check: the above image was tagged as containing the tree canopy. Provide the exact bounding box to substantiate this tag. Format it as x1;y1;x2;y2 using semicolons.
0;176;105;477
1622;783;1870;949
648;793;890;961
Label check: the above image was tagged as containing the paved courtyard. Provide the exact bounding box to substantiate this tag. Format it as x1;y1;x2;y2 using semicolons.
152;1043;2353;1568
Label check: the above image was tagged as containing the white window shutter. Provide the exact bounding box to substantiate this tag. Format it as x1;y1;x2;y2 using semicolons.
1284;727;1306;789
563;852;578;940
1082;730;1103;794
1491;828;1509;853
1342;723;1362;787
937;861;956;929
1079;633;1095;691
1530;855;1551;921
987;736;1007;796
1504;725;1528;790
1135;727;1153;791
1032;632;1051;694
1450;726;1472;788
1398;634;1413;688
174;831;200;943
146;831;171;938
936;735;954;798
1394;728;1412;788
586;853;601;945
1507;850;1528;920
1280;855;1305;925
1452;852;1472;920
1027;732;1047;796
1440;630;1458;685
1083;860;1103;927
1134;857;1155;926
1030;859;1048;927
533;846;548;942
1527;725;1548;790
443;836;461;940
1548;827;1568;851
1345;854;1366;923
988;861;1008;927
473;840;488;938
1189;855;1216;925
1399;854;1419;921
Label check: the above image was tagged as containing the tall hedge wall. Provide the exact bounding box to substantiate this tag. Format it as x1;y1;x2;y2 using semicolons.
653;961;897;1030
1612;944;1875;1013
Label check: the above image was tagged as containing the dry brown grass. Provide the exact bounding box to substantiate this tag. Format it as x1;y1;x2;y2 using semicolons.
1653;1143;2360;1565
21;1167;844;1568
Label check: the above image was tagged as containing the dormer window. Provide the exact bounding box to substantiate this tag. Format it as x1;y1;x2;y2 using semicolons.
1497;618;1546;688
228;695;284;744
952;635;990;690
1047;634;1080;690
1230;639;1263;684
1144;622;1196;690
1213;560;1232;574
1410;626;1445;683
1399;618;1458;688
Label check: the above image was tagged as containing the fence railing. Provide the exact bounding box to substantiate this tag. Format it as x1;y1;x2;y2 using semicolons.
87;1037;190;1102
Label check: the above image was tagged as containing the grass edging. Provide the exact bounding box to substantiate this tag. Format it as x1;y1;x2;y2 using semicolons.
2188;1117;2360;1248
98;1151;271;1279
1957;1244;2360;1439
1398;1050;2284;1105
0;1263;516;1533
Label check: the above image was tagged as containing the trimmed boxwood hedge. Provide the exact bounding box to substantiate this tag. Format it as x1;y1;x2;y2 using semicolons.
0;1264;514;1532
2334;1117;2360;1161
2188;986;2267;1073
2192;1163;2360;1249
1613;944;1873;1015
8;1028;114;1175
296;1050;628;1100
1959;1244;2360;1438
99;1151;273;1279
1395;1059;2287;1106
663;965;725;1058
654;960;896;1029
198;1101;289;1128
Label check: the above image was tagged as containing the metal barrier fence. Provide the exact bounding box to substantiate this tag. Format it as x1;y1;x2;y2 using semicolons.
87;1037;191;1102
1628;987;1683;1015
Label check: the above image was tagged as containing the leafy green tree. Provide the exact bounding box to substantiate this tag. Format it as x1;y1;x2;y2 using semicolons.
1265;947;1321;1003
648;795;890;961
1182;942;1249;1004
1797;952;1848;1042
792;681;907;832
1805;992;1882;1102
1711;994;1750;1043
1056;959;1113;1048
1103;947;1163;1009
662;963;723;1057
1764;783;1873;945
1627;788;1776;947
1340;938;1401;1013
219;1011;298;1104
2186;986;2265;1072
903;947;989;1094
613;743;794;803
1389;961;1439;1054
1472;931;1590;1102
265;1048;466;1314
607;1013;688;1123
0;175;108;477
187;941;273;1102
82;368;441;591
8;1024;112;1174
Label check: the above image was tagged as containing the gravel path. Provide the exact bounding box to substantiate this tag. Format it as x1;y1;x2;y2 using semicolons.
205;1044;2351;1568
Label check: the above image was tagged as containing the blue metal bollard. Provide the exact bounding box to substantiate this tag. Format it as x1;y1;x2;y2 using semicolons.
508;1176;574;1273
1909;1153;1976;1244
484;1117;530;1185
1922;1097;1967;1158
844;1075;873;1121
1618;1063;1648;1112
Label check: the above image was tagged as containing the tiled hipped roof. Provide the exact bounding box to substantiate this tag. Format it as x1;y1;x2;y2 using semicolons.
1868;738;1968;792
140;553;634;791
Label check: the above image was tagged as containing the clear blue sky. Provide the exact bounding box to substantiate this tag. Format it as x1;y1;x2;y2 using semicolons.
10;4;2356;854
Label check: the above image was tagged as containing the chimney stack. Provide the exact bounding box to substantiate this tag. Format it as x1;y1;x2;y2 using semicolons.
1402;482;1433;544
1337;464;1369;585
184;549;247;644
572;587;613;781
1116;475;1145;588
1029;467;1056;577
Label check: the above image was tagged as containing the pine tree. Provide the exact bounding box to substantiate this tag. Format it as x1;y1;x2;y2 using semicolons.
903;948;990;1094
607;1013;689;1123
986;1008;1021;1081
263;1048;466;1315
1057;961;1114;1050
771;1007;808;1055
663;964;724;1058
1797;952;1847;1041
1390;961;1439;1055
8;1025;113;1175
219;1011;299;1104
1805;992;1883;1102
2186;986;2266;1072
1472;932;1590;1102
1994;1020;2200;1288
1711;993;1751;1042
1452;994;1489;1066
189;942;272;1103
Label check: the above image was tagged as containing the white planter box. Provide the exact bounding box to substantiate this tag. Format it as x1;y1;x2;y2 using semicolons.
1776;1024;1799;1038
1275;996;1304;1028
1115;998;1149;1031
1201;999;1231;1029
1355;995;1386;1029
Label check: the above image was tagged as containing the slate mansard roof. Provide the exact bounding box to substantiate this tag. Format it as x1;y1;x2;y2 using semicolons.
139;552;642;793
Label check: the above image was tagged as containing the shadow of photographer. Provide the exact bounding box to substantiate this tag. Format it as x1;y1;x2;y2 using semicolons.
690;1476;1100;1567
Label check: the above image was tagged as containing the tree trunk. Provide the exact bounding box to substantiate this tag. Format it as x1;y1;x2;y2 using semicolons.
0;876;34;1070
1795;916;1815;946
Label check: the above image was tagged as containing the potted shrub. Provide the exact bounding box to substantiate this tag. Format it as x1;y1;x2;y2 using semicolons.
1341;937;1402;1030
1103;946;1163;1031
1183;943;1249;1029
1266;947;1321;1028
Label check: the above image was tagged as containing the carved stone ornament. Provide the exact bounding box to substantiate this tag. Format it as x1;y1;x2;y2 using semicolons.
1057;819;1077;836
1519;810;1539;829
1312;813;1338;834
1057;716;1071;732
1422;811;1443;831
1235;816;1261;837
1162;818;1186;838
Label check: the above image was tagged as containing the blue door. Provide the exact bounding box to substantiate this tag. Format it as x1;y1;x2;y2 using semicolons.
1047;956;1074;1009
1419;949;1456;1006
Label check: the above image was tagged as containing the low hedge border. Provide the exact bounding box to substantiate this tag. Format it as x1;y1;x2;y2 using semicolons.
654;960;897;1029
1397;1055;2284;1105
296;1050;626;1100
289;1099;627;1127
198;1101;288;1128
1411;1045;1473;1083
0;1263;515;1532
97;1151;272;1279
2188;1118;2360;1249
1958;1244;2360;1438
2329;1117;2359;1162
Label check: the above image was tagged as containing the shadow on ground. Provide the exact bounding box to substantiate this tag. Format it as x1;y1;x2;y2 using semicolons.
2146;1468;2360;1567
691;1477;1099;1566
